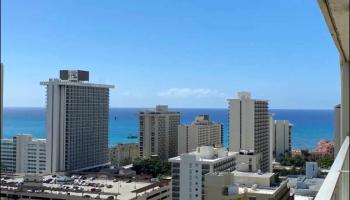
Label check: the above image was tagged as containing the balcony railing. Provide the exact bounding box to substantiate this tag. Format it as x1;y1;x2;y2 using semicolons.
314;136;349;200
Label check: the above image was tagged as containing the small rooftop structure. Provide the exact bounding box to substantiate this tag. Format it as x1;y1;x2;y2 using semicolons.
60;70;89;82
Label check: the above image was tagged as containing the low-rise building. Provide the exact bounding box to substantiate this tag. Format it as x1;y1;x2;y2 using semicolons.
205;171;292;200
314;139;334;157
305;162;318;179
110;143;139;166
1;134;46;174
168;146;237;200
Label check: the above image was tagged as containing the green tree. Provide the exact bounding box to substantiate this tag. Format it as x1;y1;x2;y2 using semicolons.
132;157;171;177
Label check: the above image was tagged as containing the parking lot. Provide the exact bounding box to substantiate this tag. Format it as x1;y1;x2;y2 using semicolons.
1;174;155;200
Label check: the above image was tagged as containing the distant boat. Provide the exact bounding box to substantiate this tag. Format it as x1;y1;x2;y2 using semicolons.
114;116;117;120
127;135;138;139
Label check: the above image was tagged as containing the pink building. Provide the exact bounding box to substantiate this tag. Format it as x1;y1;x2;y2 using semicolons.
315;140;335;156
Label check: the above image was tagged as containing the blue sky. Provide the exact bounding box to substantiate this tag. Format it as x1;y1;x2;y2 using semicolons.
1;0;340;109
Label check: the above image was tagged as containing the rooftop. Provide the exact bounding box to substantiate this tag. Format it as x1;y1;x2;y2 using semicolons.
169;146;237;163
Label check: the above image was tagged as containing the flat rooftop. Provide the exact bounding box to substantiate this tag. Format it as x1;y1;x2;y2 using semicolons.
1;174;167;200
169;151;237;163
232;171;275;178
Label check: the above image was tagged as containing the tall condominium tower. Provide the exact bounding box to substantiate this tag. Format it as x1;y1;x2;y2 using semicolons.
228;92;270;172
139;105;180;160
41;70;114;173
1;63;3;139
274;120;293;161
178;115;223;155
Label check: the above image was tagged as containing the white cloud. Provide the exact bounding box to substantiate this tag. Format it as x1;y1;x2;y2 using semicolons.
157;88;226;98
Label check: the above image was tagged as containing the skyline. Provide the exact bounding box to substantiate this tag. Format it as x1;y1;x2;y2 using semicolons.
2;0;340;109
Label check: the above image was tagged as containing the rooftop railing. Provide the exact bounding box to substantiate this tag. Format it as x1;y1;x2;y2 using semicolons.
314;136;349;200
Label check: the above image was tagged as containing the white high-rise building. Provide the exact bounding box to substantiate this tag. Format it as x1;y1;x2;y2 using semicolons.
178;115;223;155
139;105;180;160
274;120;292;161
228;92;270;172
1;63;3;140
0;134;46;174
41;70;114;173
169;146;237;200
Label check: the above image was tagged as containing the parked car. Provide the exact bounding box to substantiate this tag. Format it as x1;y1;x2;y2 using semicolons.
83;195;91;198
106;185;113;188
112;179;118;182
126;179;132;183
107;196;114;200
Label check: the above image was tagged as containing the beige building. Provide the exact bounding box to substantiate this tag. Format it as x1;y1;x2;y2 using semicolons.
110;143;139;166
274;120;293;161
178;115;223;155
139;105;180;160
205;171;291;200
228;92;270;172
1;134;46;174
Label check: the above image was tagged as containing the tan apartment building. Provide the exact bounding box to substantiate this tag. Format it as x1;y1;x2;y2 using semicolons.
139;105;180;160
178;114;223;155
228;92;271;172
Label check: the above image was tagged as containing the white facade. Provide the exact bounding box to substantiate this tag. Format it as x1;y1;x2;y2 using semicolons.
306;162;318;179
169;146;237;200
228;92;270;172
0;134;46;174
178;115;223;155
41;70;114;173
274;120;292;161
334;104;341;154
139;105;180;160
235;151;262;173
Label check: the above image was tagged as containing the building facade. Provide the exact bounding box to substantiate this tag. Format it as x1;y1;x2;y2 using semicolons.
334;104;341;155
1;63;3;140
1;134;46;174
139;105;180;160
306;162;318;179
274;120;293;161
204;172;292;200
41;70;114;173
169;146;237;200
110;143;139;166
228;92;270;172
178;115;223;155
132;180;171;200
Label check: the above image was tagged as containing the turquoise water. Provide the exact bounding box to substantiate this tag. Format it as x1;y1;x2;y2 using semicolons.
3;108;334;150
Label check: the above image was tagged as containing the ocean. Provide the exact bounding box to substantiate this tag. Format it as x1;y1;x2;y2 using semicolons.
3;108;334;150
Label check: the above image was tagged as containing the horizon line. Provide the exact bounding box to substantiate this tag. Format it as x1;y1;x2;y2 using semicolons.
3;106;334;111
